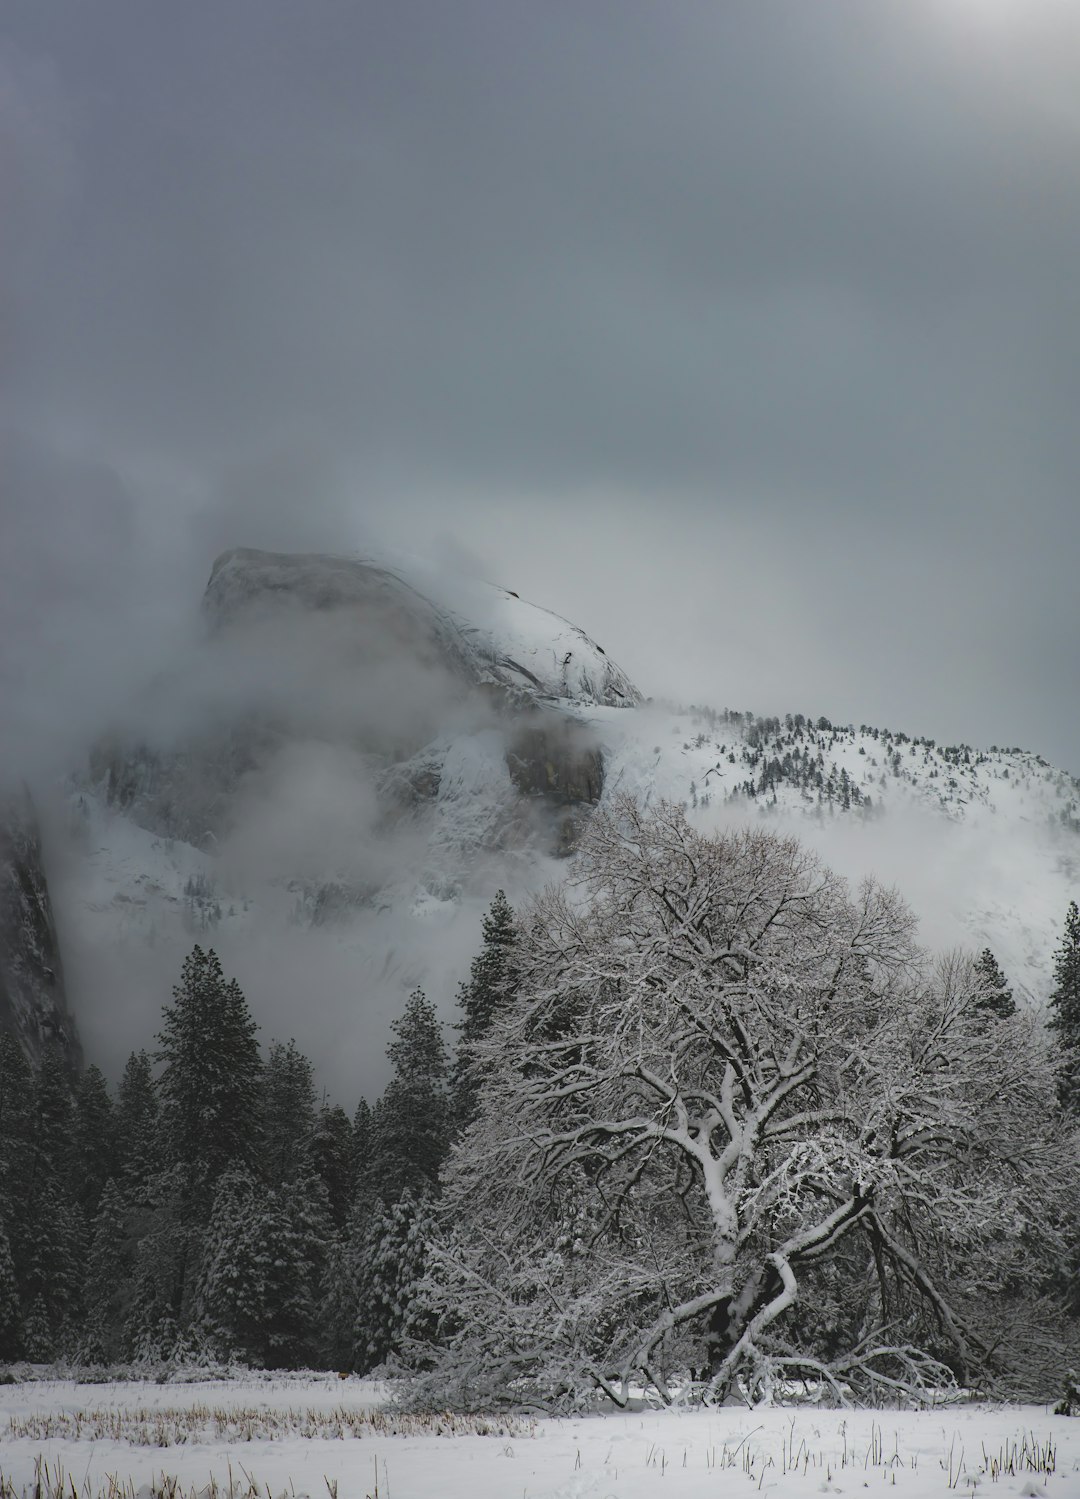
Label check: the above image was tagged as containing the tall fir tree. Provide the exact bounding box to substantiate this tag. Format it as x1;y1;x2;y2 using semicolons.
80;1178;131;1363
196;1166;331;1368
311;1102;353;1229
115;1049;160;1191
262;1040;316;1186
353;1188;437;1373
973;948;1016;1020
366;989;450;1204
1049;901;1080;1114
0;1034;34;1310
157;946;262;1190
452;890;518;1127
24;1051;84;1349
0;1214;20;1359
351;1098;373;1190
74;1064;117;1219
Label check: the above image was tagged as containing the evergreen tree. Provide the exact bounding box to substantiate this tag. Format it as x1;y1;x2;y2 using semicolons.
21;1292;53;1363
25;1052;84;1346
0;1034;34;1304
973;947;1016;1020
353;1189;437;1372
80;1178;131;1363
123;1164;190;1361
157;946;262;1190
452;891;518;1127
262;1040;316;1186
318;1220;359;1371
366;989;450;1204
115;1050;160;1191
74;1065;117;1219
0;1214;20;1359
351;1098;373;1189
197;1166;331;1368
311;1102;353;1229
1049;901;1080;1114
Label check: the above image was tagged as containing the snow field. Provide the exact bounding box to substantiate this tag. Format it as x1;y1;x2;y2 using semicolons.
1;1379;1078;1499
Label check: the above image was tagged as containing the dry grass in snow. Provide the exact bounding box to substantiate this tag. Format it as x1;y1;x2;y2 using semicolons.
1;1376;1078;1499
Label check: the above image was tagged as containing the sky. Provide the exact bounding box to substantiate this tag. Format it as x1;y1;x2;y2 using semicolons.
3;0;1080;775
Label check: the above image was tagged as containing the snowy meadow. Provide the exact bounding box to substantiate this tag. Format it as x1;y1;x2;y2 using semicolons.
0;1375;1077;1499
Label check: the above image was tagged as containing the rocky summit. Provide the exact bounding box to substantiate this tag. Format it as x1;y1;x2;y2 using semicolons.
3;548;1078;1093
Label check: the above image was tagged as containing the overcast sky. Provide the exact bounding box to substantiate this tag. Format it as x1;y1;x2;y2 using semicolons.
3;0;1079;773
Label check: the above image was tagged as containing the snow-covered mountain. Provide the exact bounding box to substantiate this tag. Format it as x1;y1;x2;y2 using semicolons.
5;548;1078;1096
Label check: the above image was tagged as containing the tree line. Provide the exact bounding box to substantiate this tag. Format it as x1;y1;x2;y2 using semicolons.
2;807;1080;1407
0;890;516;1370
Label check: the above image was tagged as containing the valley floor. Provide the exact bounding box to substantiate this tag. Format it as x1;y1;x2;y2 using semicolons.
1;1375;1078;1499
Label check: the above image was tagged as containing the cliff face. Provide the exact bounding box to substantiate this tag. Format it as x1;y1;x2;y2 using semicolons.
0;790;82;1070
91;549;636;858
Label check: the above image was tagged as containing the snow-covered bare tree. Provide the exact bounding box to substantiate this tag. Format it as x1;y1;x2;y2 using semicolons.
414;798;1074;1410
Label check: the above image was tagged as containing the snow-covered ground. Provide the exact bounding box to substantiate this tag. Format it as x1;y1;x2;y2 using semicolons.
1;1376;1077;1499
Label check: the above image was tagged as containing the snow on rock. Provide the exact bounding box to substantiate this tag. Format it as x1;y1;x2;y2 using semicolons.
205;547;641;710
34;549;1080;1087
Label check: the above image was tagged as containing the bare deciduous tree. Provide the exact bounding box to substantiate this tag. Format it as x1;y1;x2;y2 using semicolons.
414;799;1074;1409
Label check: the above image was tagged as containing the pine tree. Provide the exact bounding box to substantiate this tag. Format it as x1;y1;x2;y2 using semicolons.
25;1052;84;1346
74;1065;117;1219
318;1220;359;1371
351;1098;373;1189
21;1292;53;1363
157;946;262;1191
196;1166;331;1368
0;1214;20;1359
311;1102;353;1229
123;1164;190;1361
262;1040;316;1186
80;1178;130;1363
366;989;449;1204
452;890;518;1127
0;1034;34;1305
353;1189;437;1372
973;948;1016;1020
115;1050;160;1191
1049;901;1080;1114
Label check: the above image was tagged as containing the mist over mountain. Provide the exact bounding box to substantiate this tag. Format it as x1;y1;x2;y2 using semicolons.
2;545;1077;1105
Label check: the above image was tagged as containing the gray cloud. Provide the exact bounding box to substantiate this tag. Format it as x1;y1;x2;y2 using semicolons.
3;1;1079;1093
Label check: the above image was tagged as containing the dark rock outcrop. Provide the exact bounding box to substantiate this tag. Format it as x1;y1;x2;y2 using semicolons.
0;790;82;1070
507;711;606;853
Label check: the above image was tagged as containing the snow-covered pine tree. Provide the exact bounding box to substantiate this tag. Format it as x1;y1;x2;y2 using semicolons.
311;1102;353;1229
196;1166;331;1368
318;1212;360;1370
123;1163;190;1362
21;1292;53;1363
157;946;262;1192
24;1052;84;1350
351;1098;372;1190
1049;902;1080;1114
973;948;1016;1020
80;1177;130;1363
365;989;450;1204
195;1168;271;1363
0;1215;20;1359
115;1049;160;1190
452;890;518;1127
262;1040;316;1187
74;1064;117;1219
353;1188;437;1372
0;1034;34;1319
